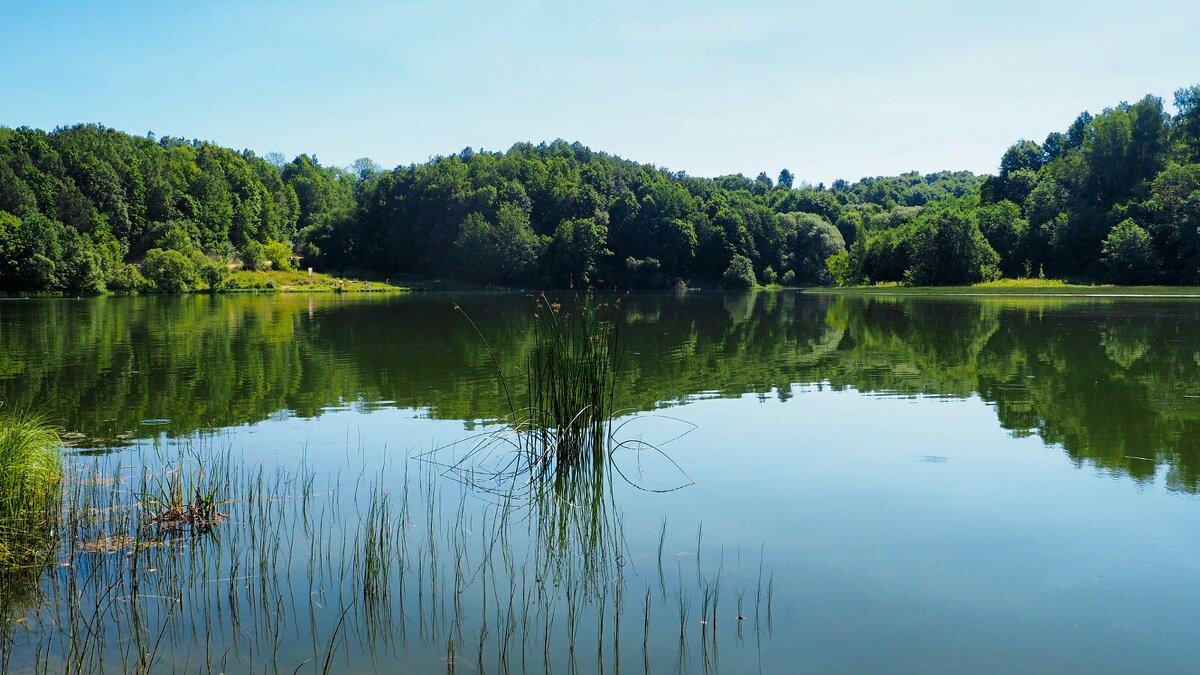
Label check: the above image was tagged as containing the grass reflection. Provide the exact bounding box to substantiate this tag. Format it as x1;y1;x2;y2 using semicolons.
1;424;762;674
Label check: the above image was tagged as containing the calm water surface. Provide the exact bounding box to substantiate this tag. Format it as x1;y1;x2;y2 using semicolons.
2;291;1199;673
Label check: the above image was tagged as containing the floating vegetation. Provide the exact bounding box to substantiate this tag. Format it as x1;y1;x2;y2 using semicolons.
142;447;226;534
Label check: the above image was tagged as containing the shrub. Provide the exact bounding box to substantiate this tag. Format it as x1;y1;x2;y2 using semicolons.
782;212;845;285
198;259;229;291
826;251;853;286
722;254;756;288
1102;218;1157;284
241;240;267;271
262;241;296;271
142;248;198;292
107;263;151;294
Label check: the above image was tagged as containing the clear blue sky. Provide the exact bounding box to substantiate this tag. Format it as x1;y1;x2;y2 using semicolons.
1;0;1196;184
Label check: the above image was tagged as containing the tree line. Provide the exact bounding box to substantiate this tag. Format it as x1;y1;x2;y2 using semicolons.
1;84;1197;293
841;85;1200;285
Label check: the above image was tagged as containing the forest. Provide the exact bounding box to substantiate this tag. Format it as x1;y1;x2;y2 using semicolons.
0;84;1197;293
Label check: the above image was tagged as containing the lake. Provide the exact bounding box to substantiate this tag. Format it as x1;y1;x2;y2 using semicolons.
2;291;1199;673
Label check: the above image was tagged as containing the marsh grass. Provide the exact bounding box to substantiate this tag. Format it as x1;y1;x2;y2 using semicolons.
0;412;62;571
523;294;621;467
451;293;624;480
0;433;771;674
433;293;716;667
142;446;226;534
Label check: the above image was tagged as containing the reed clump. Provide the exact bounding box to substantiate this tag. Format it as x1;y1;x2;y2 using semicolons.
450;293;623;479
521;294;621;468
0;412;63;570
143;447;225;534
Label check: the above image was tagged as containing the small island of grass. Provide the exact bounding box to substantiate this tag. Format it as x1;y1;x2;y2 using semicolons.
808;278;1200;297
219;270;405;293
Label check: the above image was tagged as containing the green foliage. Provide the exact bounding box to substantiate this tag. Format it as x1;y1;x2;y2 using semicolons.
827;84;1200;286
198;258;229;289
621;256;666;288
0;412;62;570
972;93;1183;284
241;239;267;270
847;203;999;286
142;248;199;292
826;251;853;286
976;201;1029;278
107;263;151;294
262;240;295;271
0;210;107;294
722;254;756;288
1101;219;1157;283
781;211;845;285
1144;162;1200;282
217;270;401;292
1175;85;1200;160
543;216;608;287
0;125;327;294
903;207;1000;285
4;86;1200;291
453;204;541;284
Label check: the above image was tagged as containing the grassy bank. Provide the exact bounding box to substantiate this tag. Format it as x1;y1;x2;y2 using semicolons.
218;270;406;293
807;279;1200;297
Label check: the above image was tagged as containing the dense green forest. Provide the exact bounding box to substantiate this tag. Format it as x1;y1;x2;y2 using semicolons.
1;84;1197;293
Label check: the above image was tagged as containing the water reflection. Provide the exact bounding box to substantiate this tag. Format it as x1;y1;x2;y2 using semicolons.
0;425;728;673
2;292;1200;489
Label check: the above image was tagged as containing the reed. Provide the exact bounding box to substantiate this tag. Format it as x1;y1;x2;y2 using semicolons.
1;418;768;674
450;293;623;481
142;445;225;534
522;294;621;468
0;411;62;571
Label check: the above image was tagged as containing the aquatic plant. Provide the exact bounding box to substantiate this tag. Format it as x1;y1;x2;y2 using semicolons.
0;411;62;570
0;433;769;674
454;293;623;475
142;445;226;534
0;297;766;673
522;294;621;467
